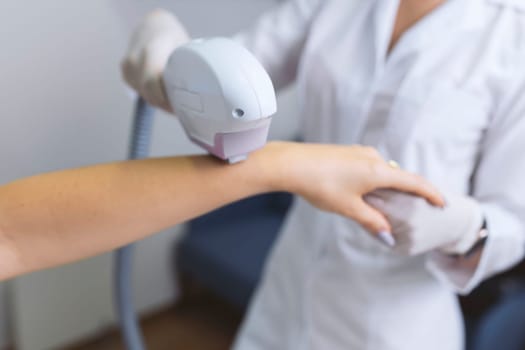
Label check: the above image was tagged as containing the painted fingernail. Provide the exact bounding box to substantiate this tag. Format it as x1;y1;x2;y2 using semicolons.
377;231;396;247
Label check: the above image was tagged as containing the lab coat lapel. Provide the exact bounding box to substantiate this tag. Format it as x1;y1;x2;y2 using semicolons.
382;0;477;70
372;0;400;75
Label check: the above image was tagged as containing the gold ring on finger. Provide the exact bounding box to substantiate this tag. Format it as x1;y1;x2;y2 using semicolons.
388;160;400;169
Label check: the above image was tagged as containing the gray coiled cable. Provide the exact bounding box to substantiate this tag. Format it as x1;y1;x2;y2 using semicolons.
114;97;155;350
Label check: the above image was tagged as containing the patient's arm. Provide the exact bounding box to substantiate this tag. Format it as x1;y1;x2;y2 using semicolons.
0;141;442;280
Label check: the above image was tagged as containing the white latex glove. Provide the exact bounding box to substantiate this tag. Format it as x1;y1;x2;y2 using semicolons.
121;9;190;112
365;190;484;256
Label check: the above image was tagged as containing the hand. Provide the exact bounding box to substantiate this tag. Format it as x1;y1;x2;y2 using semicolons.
259;142;445;235
121;9;190;112
365;189;484;255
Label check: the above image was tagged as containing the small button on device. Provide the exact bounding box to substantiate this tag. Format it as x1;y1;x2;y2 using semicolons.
232;108;245;118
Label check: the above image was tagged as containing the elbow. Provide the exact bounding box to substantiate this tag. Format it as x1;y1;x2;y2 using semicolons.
0;189;26;280
0;222;23;281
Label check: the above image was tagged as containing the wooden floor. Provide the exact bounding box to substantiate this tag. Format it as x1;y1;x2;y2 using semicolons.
66;292;243;350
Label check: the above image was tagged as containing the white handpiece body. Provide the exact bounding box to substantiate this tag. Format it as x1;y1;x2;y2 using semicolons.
163;37;277;163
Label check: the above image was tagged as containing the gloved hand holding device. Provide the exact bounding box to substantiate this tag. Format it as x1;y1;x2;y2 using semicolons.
365;189;486;256
121;9;189;112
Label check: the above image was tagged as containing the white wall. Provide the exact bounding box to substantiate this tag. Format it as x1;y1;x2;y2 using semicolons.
0;0;298;349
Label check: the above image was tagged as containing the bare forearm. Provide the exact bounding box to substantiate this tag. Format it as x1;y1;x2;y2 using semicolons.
0;141;444;280
0;152;277;280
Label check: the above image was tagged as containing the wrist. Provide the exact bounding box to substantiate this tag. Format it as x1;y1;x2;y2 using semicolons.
250;141;297;193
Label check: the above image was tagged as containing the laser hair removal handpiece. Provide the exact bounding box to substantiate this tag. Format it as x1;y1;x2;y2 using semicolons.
115;38;277;350
163;37;277;163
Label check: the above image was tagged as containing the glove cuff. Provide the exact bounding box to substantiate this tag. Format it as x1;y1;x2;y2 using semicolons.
438;195;484;255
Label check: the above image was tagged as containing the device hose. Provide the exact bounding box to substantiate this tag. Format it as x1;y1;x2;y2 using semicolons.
114;97;155;350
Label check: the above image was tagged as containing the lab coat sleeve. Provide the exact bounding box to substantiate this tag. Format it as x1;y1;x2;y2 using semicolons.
425;76;525;295
233;0;323;90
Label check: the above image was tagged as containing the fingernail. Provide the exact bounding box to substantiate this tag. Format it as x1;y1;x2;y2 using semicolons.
377;231;396;247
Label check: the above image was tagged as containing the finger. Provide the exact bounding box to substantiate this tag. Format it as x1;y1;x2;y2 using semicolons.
362;195;398;247
158;76;175;113
139;44;172;110
380;168;444;207
346;198;392;236
158;99;174;114
120;59;139;91
141;76;168;110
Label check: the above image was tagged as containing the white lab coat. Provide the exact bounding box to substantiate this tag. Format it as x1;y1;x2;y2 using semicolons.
233;0;525;349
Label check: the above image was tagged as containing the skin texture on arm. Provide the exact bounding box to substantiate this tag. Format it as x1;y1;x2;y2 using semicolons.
0;142;443;281
0;153;269;280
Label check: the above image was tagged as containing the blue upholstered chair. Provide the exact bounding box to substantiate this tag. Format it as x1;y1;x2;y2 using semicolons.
176;192;293;308
470;286;525;350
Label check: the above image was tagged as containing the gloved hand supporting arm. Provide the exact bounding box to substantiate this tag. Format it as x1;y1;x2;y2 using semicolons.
365;190;484;256
366;75;525;294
